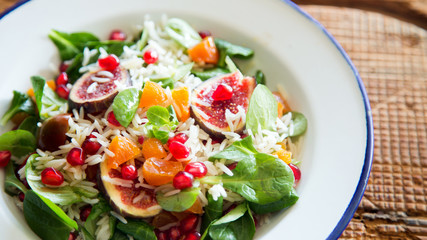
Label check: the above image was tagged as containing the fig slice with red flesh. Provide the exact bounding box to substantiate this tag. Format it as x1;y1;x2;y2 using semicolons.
190;71;256;137
99;159;162;218
69;67;129;113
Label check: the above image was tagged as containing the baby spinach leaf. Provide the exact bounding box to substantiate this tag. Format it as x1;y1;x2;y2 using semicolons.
156;187;200;212
24;190;78;240
255;70;265;85
0;129;36;158
191;68;230;81
65;53;84;84
84;197;111;236
165;18;202;49
0;91;35;126
246;84;277;135
144;106;178;144
290;112;308;137
225;56;239;73
212;203;247;225
31;76;68;120
201;194;223;234
116;219;156;240
18;116;39;136
146;106;171;126
112;88;141;127
214;39;254;59
111;230;128;240
209;136;257;162
49;30;99;61
249;188;299;214
4;161;27;196
86;40;134;57
173;63;194;81
109;215;117;238
149;77;174;89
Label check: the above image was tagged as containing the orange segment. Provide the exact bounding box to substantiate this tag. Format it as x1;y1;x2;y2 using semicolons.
188;36;219;64
273;91;292;114
171;86;190;122
142;158;183;186
273;149;292;164
107;136;141;169
142;138;168;159
139;81;172;109
185;198;204;214
28;80;56;97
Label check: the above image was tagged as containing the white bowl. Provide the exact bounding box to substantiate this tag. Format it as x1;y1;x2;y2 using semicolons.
0;0;373;239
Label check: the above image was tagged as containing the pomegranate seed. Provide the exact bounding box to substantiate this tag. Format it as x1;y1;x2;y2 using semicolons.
80;206;92;221
168;226;181;240
180;214;198;233
59;62;69;72
184;162;207;178
289;163;301;184
87;131;98;139
212;84;233;101
155;230;167;240
121;164;138;180
56;85;70;99
41;167;64;186
198;30;211;39
223;204;237;215
169;141;190;160
0;150;11;167
253;216;259;228
68;232;77;240
173;171;194;189
18;192;25;202
56;72;68;85
227;162;238;171
167;133;188;146
143;49;159;64
138;136;145;145
184;231;201;240
107;111;121;127
98;54;120;71
82;139;101;155
109;30;127;41
67;148;85;166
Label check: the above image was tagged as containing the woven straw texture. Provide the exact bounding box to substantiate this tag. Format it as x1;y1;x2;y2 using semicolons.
301;6;427;240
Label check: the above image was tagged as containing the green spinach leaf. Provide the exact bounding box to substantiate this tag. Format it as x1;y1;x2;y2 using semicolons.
201;194;223;234
212;203;246;225
0;129;36;158
156;187;200;212
144;106;178;144
173;63;194;81
84;197;111;236
0;91;35;126
31;76;68;120
116;219;156;240
290;112;308;137
165;18;201;49
49;30;99;61
23;190;78;240
209;136;257;162
18;116;39;136
112;88;141;127
147;106;171;126
191;68;230;81
110;229;129;240
246;84;277;134
249;188;299;214
214;38;254;67
4;161;27;195
255;70;265;85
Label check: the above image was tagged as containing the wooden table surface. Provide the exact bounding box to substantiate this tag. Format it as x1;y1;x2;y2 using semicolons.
1;0;426;239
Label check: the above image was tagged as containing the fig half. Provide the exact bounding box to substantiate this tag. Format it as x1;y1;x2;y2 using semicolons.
69;67;129;113
99;159;162;218
190;71;256;137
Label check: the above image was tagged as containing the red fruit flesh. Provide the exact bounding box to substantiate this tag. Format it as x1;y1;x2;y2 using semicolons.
184;231;201;240
143;50;159;64
68;232;77;240
82;139;101;155
155;230;167;240
18;192;25;202
198;30;211;39
0;150;11;167
169;141;190;160
138;136;145;145
167;133;188;146
289;163;301;184
98;54;120;71
227;162;238;171
212;83;233;101
180;214;198;233
56;72;68;85
107;111;121;127
184;162;207;178
80;206;92;221
56;85;70;100
67;147;85;166
121;164;138;180
41;167;64;186
109;30;127;41
173;171;194;189
168;226;181;240
59;62;69;72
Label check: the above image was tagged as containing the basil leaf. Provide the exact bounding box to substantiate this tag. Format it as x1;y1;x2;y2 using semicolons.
116;219;156;240
191;68;230;81
290;112;308;137
0;129;36;158
201;194;223;234
4;161;27;195
165;18;201;49
156;187;200;212
249;188;299;214
84;197;111;236
18;116;39;136
31;76;68;120
246;84;277;134
24;190;78;240
209;136;257;162
0;91;35;126
49;30;99;61
112;88;141;127
147;106;170;126
173;63;194;81
255;70;265;85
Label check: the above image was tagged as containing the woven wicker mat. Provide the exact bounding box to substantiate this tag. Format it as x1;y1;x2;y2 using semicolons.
300;6;427;240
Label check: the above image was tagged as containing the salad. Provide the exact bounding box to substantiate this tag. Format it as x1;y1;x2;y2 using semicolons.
0;16;307;240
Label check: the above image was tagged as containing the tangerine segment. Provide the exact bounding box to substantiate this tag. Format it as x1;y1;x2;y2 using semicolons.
139;81;172;109
171;86;190;122
142;158;183;186
273;149;292;164
188;36;219;64
27;80;57;97
107;136;141;169
142;138;168;160
185;198;204;214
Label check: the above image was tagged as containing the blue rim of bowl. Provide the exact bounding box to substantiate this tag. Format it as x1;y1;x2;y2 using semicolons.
1;0;374;239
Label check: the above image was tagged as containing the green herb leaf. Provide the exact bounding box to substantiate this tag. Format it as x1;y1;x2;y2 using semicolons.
246;84;277;134
165;18;201;49
23;190;78;240
209;136;257;163
49;30;99;61
212;203;246;225
4;161;27;195
201;194;223;234
149;77;174;89
146;106;171;126
191;68;230;81
214;39;254;59
65;53;84;84
111;229;129;240
84;197;111;236
116;219;156;240
255;70;266;85
249;188;299;214
18;116;39;136
136;30;149;51
173;63;194;81
0;91;35;126
144;106;178;144
0;129;36;158
290;112;308;137
31;76;68;120
225;56;239;73
112;88;141;127
156;187;200;212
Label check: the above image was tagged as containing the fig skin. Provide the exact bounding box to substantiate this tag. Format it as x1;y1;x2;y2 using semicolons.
68;67;130;113
37;113;71;152
190;71;256;138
